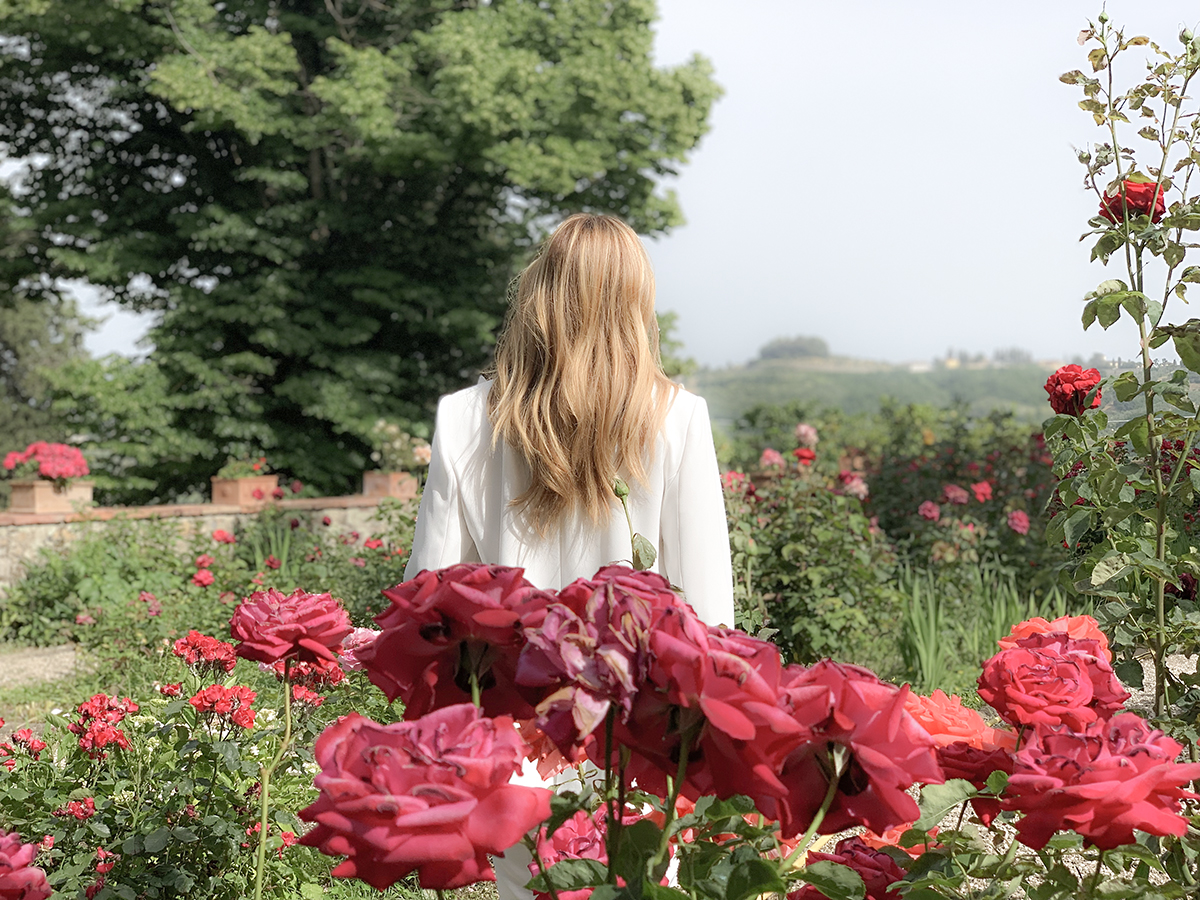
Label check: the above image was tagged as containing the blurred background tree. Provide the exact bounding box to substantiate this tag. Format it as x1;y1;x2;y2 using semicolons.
0;0;718;501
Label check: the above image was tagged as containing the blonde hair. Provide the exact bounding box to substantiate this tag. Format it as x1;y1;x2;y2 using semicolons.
487;213;678;532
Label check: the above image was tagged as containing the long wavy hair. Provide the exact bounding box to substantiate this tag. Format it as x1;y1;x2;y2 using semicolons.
486;213;677;532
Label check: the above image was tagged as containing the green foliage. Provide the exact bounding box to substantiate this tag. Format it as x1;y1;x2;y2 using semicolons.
0;641;408;899
1;500;416;649
725;468;904;674
0;0;719;500
657;311;697;380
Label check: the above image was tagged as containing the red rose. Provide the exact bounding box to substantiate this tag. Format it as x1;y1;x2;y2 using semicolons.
604;609;804;810
158;683;182;697
977;632;1128;731
792;448;816;466
229;588;352;665
772;662;943;837
1099;179;1166;223
172;631;236;674
322;516;331;526
364;538;384;550
268;656;346;688
917;501;940;522
0;830;52;900
292;685;324;707
189;684;257;728
1044;365;1102;416
94;848;119;875
517;566;690;757
212;529;236;544
195;554;215;569
935;742;1015;826
360;564;552;719
1003;713;1200;849
264;555;281;569
787;837;905;900
970;481;992;503
271;487;285;500
998;614;1112;661
299;706;552;890
252;488;264;500
291;479;303;494
191;569;215;588
53;798;95;820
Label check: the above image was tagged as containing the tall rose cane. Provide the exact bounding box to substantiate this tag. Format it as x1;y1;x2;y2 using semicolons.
229;588;351;900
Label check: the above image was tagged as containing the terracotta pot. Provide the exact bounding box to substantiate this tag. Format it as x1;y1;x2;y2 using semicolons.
362;470;418;500
211;474;280;507
8;479;94;514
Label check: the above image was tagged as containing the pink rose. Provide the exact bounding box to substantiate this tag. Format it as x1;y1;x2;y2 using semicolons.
978;632;1128;730
229;588;352;665
212;529;236;544
918;501;940;522
759;448;785;470
1003;713;1200;849
0;830;52;900
191;569;215;588
299;706;552;890
942;484;969;505
528;810;607;900
970;481;992;502
998;614;1112;661
195;554;215;569
1007;510;1030;535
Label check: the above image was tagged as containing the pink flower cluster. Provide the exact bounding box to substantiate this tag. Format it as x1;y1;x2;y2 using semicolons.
189;684;257;728
2;441;89;481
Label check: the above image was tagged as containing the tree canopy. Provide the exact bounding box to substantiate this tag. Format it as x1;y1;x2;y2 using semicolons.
0;0;718;499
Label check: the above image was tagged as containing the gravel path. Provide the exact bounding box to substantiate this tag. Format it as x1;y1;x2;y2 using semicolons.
0;643;77;691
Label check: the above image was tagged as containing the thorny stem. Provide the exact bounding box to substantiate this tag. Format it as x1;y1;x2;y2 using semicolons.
253;657;294;900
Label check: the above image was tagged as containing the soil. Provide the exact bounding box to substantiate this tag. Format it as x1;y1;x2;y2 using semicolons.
0;643;77;692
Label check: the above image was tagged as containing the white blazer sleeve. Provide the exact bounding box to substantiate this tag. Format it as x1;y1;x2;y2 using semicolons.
403;399;480;580
659;396;735;628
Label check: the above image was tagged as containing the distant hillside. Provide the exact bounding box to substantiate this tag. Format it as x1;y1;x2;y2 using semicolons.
688;357;1060;426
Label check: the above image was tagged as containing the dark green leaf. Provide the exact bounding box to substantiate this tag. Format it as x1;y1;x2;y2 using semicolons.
528;859;608;894
728;859;788;900
985;770;1009;794
1174;332;1200;373
1112;371;1140;402
143;826;171;853
915;780;976;831
1115;658;1146;691
1062;508;1094;549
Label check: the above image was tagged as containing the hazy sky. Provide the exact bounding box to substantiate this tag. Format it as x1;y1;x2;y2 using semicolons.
79;0;1200;368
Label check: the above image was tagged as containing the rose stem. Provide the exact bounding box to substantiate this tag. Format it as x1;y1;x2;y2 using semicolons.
469;669;481;708
604;709;616;884
525;835;564;900
779;743;848;874
253;657;294;900
652;723;698;871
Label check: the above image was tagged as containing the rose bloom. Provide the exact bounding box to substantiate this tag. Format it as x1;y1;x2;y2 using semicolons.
364;538;384;550
191;569;215;588
596;606;805;812
1007;509;1031;536
792;448;816;466
998;614;1112;662
772;662;943;837
904;689;1015;751
266;657;346;687
0;830;52;900
195;553;215;570
1044;365;1102;416
271;487;285;500
252;488;264;500
788;837;905;900
1099;179;1166;223
795;423;819;448
970;481;992;503
360;564;552;719
212;529;236;544
519;566;694;760
942;484;970;505
917;501;940;522
292;685;324;707
759;448;785;470
173;631;237;674
11;729;47;760
53;798;96;820
1004;713;1200;849
721;471;750;495
842;475;869;500
299;705;552;890
189;684;257;728
528;810;607;900
337;628;381;672
229;587;352;665
978;632;1128;730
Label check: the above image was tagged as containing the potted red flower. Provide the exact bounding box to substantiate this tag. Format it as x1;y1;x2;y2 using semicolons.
211;456;279;508
3;441;93;514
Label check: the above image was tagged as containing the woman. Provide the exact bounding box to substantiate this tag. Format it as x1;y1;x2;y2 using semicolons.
403;212;734;897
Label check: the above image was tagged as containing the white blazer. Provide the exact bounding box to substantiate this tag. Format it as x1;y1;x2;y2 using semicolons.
404;380;735;628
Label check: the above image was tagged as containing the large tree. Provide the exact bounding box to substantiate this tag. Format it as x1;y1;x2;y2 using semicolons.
0;0;718;499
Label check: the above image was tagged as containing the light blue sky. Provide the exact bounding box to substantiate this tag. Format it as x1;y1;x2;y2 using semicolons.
80;1;1199;368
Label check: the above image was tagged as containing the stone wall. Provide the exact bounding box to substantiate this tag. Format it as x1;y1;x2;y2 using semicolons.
0;497;398;595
